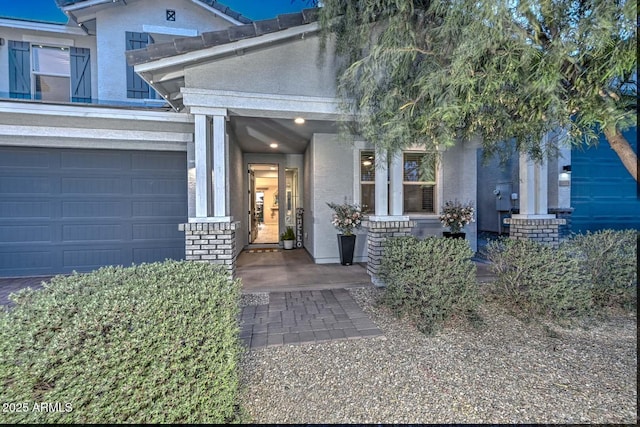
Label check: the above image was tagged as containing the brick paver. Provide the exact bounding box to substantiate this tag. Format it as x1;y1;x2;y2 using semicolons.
239;288;382;349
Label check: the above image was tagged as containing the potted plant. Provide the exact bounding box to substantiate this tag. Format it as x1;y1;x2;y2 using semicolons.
439;200;475;239
280;226;295;250
327;201;362;265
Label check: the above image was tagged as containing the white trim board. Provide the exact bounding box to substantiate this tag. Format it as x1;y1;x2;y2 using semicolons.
183;89;341;120
0;101;194;123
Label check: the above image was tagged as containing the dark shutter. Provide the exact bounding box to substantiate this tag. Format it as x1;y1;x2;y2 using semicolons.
8;41;31;99
125;31;155;99
70;47;92;103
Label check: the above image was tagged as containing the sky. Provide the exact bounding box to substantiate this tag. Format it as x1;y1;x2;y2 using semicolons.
0;0;312;23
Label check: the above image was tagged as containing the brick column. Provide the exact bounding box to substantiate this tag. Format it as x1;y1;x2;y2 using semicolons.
364;219;416;287
549;207;574;241
179;221;239;277
503;217;566;248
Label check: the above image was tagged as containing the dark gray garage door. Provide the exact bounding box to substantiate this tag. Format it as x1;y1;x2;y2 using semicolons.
0;146;187;277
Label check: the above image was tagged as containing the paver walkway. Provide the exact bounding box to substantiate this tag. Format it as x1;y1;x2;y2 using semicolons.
239;288;382;349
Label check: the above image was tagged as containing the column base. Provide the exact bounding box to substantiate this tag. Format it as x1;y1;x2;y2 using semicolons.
548;208;574;240
363;219;416;287
179;221;239;278
503;217;566;247
188;216;233;223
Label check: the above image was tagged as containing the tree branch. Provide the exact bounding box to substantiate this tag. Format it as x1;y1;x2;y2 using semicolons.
603;127;638;182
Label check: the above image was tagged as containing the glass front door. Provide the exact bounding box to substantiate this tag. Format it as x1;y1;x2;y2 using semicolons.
248;164;279;244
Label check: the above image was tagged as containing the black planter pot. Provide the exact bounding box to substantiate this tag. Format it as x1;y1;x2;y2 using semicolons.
443;232;466;239
337;234;356;266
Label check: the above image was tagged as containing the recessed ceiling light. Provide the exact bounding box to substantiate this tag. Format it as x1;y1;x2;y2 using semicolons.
294;117;305;124
362;160;372;166
270;143;278;148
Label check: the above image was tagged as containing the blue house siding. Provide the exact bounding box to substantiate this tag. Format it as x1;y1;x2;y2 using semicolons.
571;128;639;233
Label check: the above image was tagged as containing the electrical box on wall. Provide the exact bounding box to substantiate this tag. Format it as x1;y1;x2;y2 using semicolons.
493;183;511;211
495;183;512;211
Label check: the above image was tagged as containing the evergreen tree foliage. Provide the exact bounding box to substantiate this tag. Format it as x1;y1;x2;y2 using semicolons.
318;0;637;180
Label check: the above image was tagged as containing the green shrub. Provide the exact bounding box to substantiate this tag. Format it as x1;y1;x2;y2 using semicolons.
563;229;637;311
379;236;480;335
486;238;592;318
0;261;244;424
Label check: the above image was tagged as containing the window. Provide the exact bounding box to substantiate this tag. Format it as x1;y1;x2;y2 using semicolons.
8;41;91;103
403;152;436;213
359;150;437;215
360;151;376;214
33;46;70;102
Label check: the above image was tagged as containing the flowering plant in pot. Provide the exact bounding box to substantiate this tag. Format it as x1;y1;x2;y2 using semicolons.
327;201;362;265
439;200;475;238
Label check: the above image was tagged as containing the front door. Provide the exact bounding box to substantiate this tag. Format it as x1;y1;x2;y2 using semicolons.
248;163;279;244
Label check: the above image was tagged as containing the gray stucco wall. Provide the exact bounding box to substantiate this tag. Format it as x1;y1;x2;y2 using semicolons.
185;36;338;98
439;141;479;252
95;0;231;103
308;134;367;263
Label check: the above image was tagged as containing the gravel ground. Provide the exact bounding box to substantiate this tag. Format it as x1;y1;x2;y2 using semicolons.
240;292;269;307
238;286;637;424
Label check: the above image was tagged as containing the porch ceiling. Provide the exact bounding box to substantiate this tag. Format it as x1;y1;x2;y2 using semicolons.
230;116;337;154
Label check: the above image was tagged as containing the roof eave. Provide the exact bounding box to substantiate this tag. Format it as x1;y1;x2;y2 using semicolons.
0;17;81;34
134;21;320;74
189;0;246;26
133;22;321;112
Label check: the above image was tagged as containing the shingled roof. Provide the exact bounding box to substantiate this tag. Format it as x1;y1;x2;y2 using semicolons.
127;8;320;66
55;0;253;25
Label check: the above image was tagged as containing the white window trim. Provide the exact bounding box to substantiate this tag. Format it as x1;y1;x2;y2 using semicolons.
353;140;371;208
31;44;72;102
402;150;438;215
22;35;75;47
356;146;441;216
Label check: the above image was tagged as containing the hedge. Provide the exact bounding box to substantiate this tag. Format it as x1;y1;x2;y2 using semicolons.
379;236;480;335
486;238;592;318
564;229;637;311
0;260;244;423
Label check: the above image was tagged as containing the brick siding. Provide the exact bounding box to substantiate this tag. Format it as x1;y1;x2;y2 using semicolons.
179;221;239;277
503;217;566;247
363;219;416;286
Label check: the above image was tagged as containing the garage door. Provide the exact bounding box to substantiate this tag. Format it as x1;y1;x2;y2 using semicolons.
0;146;187;277
571;129;640;233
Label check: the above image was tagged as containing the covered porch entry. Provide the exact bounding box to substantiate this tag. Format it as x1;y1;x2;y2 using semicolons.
236;248;372;293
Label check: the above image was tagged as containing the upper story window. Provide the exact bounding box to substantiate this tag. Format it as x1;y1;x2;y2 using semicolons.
33;46;70;102
8;40;91;103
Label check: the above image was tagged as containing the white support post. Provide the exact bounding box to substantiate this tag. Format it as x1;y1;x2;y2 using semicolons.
194;114;212;218
515;152;554;219
212;112;228;218
374;147;389;217
389;151;403;216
